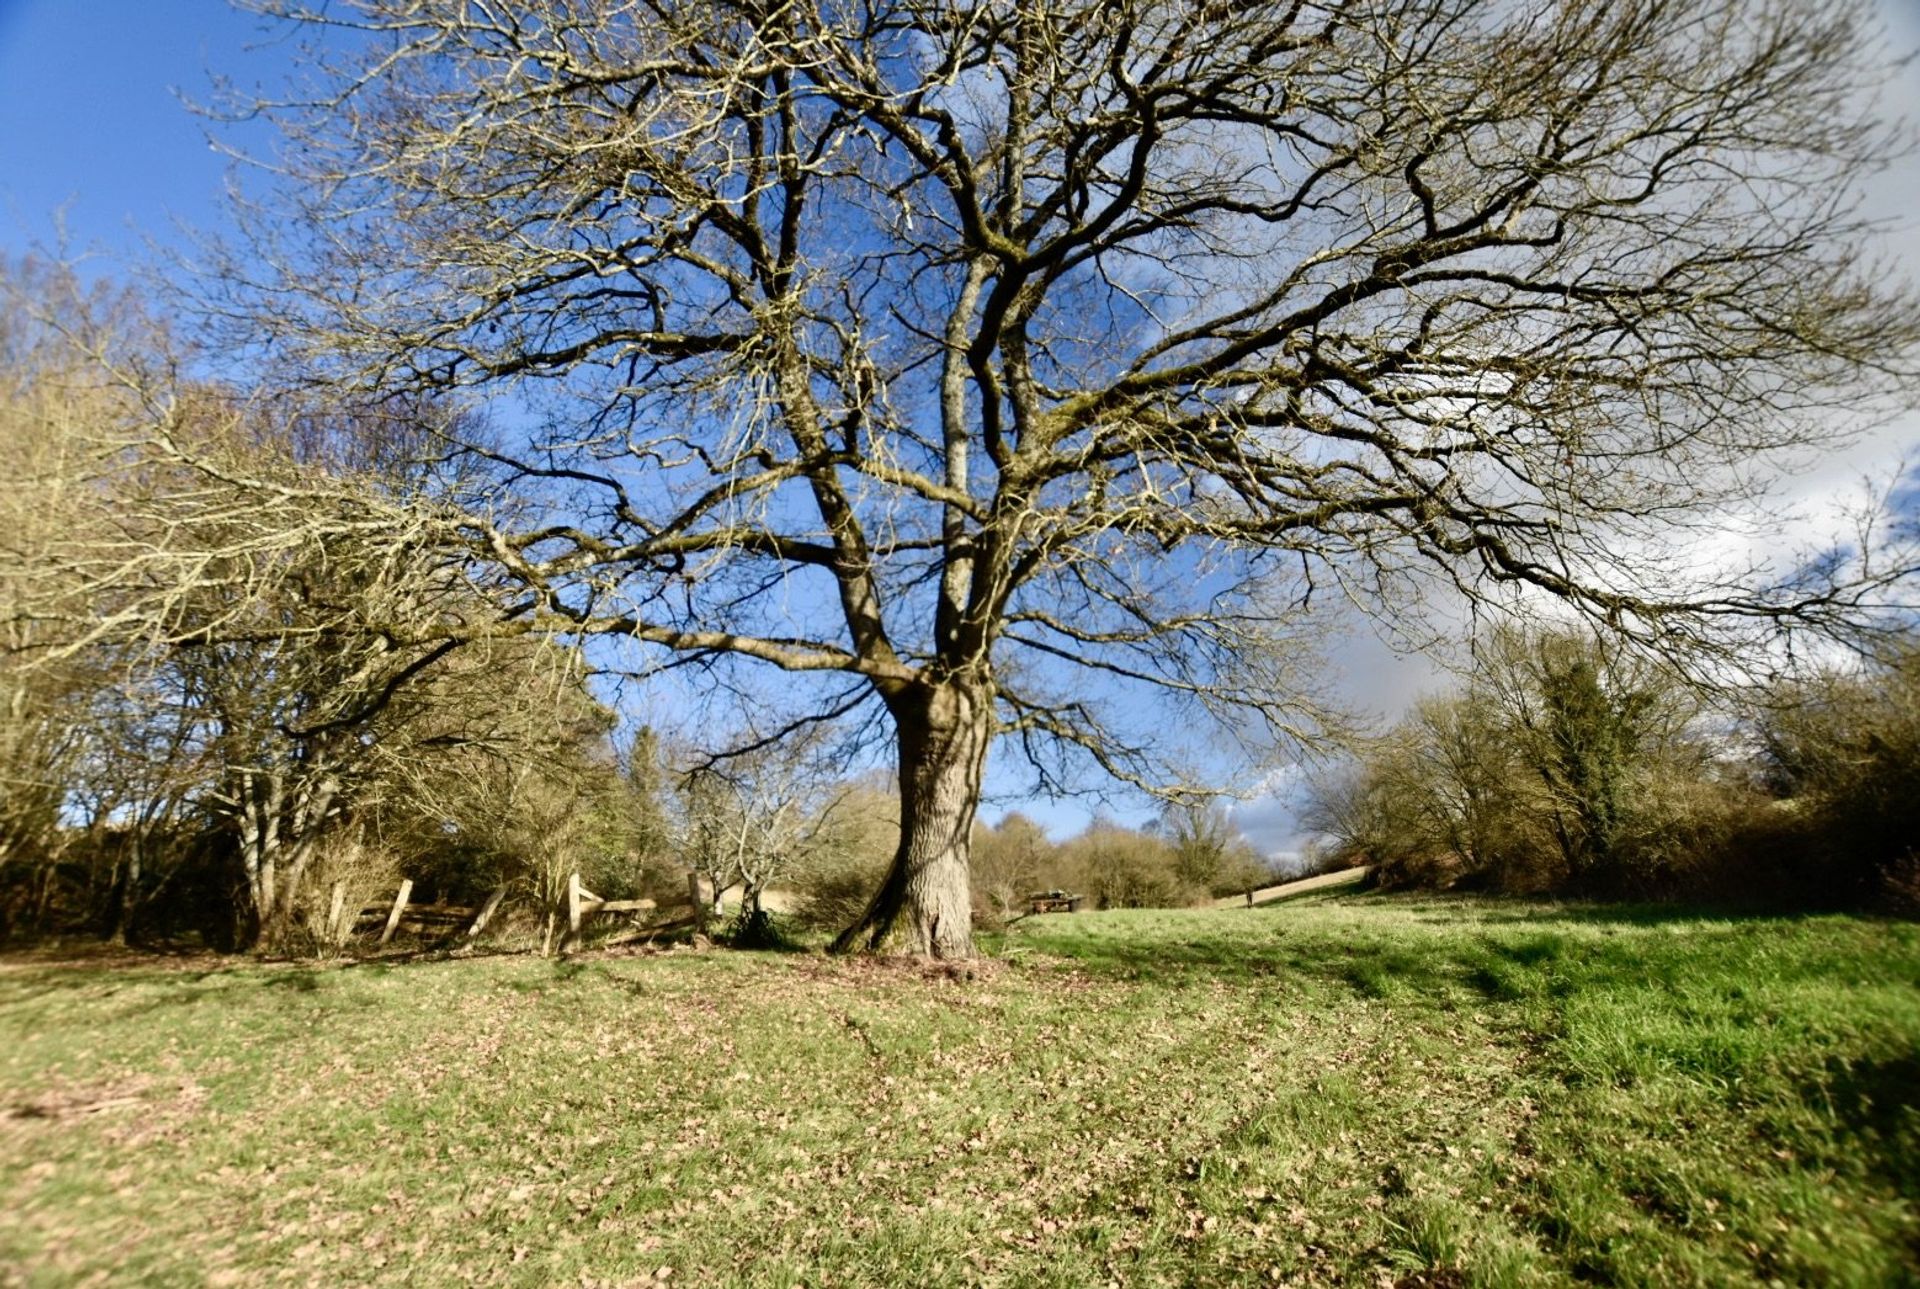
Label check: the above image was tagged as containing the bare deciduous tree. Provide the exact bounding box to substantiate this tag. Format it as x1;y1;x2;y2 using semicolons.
205;0;1919;957
1474;626;1701;884
671;731;849;940
1307;625;1714;892
0;259;146;930
970;811;1056;921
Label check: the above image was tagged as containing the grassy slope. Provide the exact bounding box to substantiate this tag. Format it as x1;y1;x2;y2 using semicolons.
0;895;1915;1287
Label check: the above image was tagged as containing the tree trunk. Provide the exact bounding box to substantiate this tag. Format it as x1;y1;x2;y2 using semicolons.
108;834;141;946
833;680;990;959
688;871;707;935
234;769;339;955
235;770;285;950
32;861;56;930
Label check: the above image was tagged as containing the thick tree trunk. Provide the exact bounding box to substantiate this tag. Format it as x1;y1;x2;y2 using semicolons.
234;768;339;954
833;681;990;959
235;770;282;950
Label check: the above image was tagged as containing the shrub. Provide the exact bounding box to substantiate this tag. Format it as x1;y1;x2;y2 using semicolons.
1060;824;1204;909
1754;639;1920;910
791;842;895;931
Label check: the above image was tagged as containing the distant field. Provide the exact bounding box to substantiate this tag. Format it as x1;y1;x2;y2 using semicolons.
2;895;1915;1287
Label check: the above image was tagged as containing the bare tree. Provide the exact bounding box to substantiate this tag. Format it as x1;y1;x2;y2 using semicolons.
1156;799;1270;895
134;412;521;951
1474;626;1702;885
671;731;848;938
0;293;535;949
1404;694;1524;879
72;677;207;943
2;259;683;950
0;260;146;931
971;811;1056;920
1308;625;1715;890
1754;633;1920;906
201;0;1920;957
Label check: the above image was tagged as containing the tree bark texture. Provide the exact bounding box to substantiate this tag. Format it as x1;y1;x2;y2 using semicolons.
235;768;339;953
835;682;990;959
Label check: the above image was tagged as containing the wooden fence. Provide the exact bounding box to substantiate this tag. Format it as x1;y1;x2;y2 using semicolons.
323;875;655;951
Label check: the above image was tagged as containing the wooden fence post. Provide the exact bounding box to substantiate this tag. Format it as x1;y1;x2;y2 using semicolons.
326;881;347;946
464;886;507;943
379;879;413;945
689;871;707;934
567;872;584;939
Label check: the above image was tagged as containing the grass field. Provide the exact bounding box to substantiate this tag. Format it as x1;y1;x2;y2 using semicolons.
2;893;1916;1287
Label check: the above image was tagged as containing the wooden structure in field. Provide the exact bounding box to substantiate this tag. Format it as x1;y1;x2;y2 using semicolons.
326;874;654;950
563;872;656;945
1027;889;1085;914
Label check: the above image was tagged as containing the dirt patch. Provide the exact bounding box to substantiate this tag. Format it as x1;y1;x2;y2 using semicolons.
0;944;238;974
3;1074;207;1146
784;952;1011;986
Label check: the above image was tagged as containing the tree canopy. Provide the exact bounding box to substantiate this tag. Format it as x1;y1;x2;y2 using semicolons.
160;0;1920;956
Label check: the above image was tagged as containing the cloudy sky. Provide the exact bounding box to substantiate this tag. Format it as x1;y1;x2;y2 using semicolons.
3;0;1917;858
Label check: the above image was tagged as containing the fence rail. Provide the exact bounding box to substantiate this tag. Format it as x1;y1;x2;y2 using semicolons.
324;874;655;952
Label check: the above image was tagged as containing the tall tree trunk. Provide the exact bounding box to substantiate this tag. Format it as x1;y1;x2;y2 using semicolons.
235;770;285;952
32;861;57;930
834;680;990;959
108;835;140;946
261;776;340;953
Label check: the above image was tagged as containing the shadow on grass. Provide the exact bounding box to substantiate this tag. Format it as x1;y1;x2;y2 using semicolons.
499;959;652;997
1018;927;1554;1005
1801;1051;1920;1192
1269;886;1840;928
1011;895;1868;1010
1221;886;1820;931
0;944;546;1017
1446;900;1837;929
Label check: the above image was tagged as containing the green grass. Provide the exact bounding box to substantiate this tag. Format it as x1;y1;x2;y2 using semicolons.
2;894;1915;1286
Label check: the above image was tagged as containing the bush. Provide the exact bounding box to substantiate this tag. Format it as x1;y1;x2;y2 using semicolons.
726;906;797;950
790;845;893;931
1753;639;1920;911
1060;824;1204;909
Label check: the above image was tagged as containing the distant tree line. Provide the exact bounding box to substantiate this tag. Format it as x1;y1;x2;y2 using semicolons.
5;255;1911;952
1305;626;1920;912
791;796;1276;933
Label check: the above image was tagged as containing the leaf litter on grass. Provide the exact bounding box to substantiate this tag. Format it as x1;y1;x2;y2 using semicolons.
0;898;1915;1287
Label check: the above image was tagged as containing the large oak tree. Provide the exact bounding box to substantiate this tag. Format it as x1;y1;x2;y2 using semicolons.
211;0;1918;957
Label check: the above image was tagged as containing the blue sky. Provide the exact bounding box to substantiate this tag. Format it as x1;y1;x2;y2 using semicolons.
0;1;277;264
5;0;1918;859
0;1;1188;842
